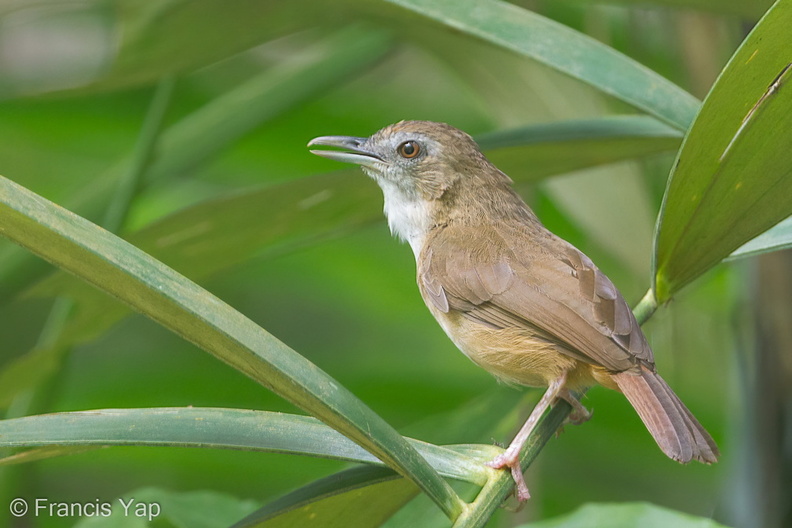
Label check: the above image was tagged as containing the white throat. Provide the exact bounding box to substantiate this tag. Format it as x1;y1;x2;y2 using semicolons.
377;178;432;258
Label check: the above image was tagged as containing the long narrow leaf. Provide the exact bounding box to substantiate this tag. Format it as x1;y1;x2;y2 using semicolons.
476;115;682;149
727;215;792;261
0;176;464;519
73;487;259;528
1;115;680;409
0;26;394;408
24;172;383;351
0;26;392;302
0;407;491;485
513;502;730;528
142;25;391;182
653;1;792;301
20;116;680;356
232;466;417;528
383;0;700;130
478;116;682;181
583;0;772;18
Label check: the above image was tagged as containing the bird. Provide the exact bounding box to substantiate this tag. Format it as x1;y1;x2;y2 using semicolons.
308;120;718;500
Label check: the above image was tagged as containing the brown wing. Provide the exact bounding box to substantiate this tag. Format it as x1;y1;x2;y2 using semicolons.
418;223;653;373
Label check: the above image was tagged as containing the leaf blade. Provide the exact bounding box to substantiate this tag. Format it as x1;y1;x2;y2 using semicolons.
0;26;392;302
0;407;491;485
582;0;772;18
653;2;792;301
727;215;792;261
231;466;417;528
513;502;730;528
0;176;464;519
477;116;682;182
383;0;700;130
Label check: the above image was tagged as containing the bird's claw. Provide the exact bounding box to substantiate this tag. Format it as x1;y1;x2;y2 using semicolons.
486;453;531;501
567;405;592;426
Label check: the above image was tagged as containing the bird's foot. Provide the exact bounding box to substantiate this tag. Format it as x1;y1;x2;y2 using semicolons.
559;391;592;425
567;404;592;426
486;452;531;501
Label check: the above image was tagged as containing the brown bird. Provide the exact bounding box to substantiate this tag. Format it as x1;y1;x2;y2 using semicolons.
308;120;718;500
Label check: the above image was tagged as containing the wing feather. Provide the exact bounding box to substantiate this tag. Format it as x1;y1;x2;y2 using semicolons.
418;224;652;372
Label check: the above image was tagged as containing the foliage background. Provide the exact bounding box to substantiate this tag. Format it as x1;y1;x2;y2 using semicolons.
0;1;789;527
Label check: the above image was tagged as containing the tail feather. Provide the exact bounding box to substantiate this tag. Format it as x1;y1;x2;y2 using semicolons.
613;367;718;464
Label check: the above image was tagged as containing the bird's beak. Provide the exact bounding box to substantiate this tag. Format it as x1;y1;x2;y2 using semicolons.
308;136;383;168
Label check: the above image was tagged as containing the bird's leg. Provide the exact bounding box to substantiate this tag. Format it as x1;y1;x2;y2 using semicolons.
486;372;568;501
558;390;591;425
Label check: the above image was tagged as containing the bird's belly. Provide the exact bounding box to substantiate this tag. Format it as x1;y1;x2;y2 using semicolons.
432;309;597;389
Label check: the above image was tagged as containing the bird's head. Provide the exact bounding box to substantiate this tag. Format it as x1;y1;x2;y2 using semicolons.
309;120;499;200
308;120;521;252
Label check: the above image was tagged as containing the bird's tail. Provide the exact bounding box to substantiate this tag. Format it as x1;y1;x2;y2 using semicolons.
612;366;719;464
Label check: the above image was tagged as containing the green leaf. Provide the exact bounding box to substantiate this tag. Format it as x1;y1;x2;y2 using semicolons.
653;1;792;301
477;116;682;150
728;216;792;260
0;445;99;466
2;0;343;95
0;176;464;519
30;115;679;342
0;25;391;301
513;502;730;528
478;116;682;181
0;344;63;408
139;25;391;183
74;487;260;528
75;514;148;528
581;0;773;18
232;466;418;528
0;26;393;405
97;0;295;91
0;408;492;485
383;0;700;130
16;116;678;372
0;78;171;410
25;172;382;348
2;113;674;407
102;76;176;233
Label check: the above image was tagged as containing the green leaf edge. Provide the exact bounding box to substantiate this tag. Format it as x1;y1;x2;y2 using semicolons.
476;115;683;150
652;1;792;301
229;465;415;528
727;215;792;261
0;175;464;519
0;407;492;485
384;0;700;130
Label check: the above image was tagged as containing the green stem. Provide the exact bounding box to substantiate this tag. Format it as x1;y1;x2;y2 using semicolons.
33;297;74;350
633;287;658;326
453;400;572;527
101;75;176;233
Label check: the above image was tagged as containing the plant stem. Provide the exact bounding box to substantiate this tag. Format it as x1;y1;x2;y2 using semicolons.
452;400;572;527
633;288;658;325
102;75;176;233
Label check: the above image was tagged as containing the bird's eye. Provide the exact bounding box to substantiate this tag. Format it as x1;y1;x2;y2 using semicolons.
397;140;421;159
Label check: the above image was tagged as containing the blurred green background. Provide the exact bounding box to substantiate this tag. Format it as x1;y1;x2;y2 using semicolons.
0;1;789;527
